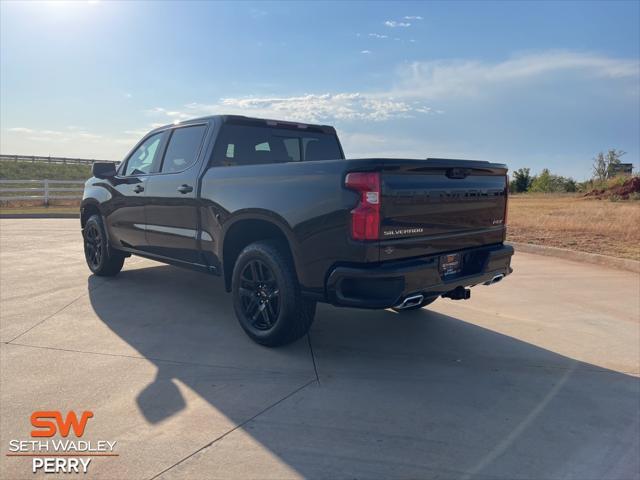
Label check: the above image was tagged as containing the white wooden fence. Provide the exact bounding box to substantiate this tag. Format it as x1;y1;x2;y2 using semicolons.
0;154;116;165
0;179;84;204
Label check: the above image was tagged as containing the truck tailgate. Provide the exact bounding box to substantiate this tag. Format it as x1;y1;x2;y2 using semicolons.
379;159;508;261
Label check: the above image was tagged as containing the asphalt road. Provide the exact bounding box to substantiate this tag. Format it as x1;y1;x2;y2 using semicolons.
1;219;638;480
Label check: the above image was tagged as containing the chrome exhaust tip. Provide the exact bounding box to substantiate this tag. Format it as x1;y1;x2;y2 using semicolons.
483;274;505;286
393;294;424;310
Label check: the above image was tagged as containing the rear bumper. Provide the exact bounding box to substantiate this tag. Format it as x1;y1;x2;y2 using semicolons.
326;243;513;309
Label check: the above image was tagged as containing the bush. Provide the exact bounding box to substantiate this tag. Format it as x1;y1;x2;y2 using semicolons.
529;169;577;193
509;168;533;193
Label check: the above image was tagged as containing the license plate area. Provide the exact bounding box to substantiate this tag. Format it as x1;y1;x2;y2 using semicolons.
439;253;462;276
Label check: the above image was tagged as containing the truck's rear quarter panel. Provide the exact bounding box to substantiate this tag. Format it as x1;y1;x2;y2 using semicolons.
199;159;374;294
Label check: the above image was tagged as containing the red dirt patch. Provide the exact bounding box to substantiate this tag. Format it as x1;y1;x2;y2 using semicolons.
584;176;640;200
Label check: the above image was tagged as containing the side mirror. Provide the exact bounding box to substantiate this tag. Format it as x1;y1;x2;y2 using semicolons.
92;162;117;179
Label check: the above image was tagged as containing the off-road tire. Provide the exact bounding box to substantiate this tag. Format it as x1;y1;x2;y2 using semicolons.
83;214;125;276
232;240;316;347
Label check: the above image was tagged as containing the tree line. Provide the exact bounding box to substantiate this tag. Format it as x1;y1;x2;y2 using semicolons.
509;149;629;193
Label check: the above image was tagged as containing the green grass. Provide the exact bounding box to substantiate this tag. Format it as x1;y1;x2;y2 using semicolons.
0;206;79;215
0;161;92;180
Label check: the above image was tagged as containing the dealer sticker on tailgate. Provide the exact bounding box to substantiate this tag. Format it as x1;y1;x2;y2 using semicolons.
439;253;462;276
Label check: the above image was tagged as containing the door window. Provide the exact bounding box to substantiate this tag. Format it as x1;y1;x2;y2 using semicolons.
161;125;207;173
124;133;163;176
283;138;301;162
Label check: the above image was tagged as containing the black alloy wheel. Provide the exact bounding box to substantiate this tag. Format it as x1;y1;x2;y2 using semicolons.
83;214;125;276
238;259;280;330
84;222;103;270
231;240;316;347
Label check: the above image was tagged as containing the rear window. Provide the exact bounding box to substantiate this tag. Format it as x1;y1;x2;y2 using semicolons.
211;124;342;167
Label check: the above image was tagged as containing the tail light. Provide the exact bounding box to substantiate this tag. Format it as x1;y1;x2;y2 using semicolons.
345;172;380;240
504;174;509;228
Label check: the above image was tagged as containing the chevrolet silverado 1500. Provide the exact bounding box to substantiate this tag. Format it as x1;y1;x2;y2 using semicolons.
82;115;513;346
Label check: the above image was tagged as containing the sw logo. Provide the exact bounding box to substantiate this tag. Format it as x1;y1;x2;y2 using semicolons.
31;410;94;438
30;411;95;474
5;410;117;474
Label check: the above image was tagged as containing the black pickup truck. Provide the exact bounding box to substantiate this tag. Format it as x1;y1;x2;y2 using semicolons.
82;115;513;346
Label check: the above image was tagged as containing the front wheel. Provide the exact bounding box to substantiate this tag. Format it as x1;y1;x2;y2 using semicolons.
83;214;125;276
232;240;316;347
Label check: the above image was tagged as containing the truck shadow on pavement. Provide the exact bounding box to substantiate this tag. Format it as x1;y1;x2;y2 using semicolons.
88;264;640;480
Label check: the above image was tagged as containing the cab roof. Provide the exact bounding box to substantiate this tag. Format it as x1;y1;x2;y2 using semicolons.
152;114;337;135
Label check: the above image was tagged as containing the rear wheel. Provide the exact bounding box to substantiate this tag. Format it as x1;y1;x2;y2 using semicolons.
232;240;316;347
391;295;438;313
83;214;124;276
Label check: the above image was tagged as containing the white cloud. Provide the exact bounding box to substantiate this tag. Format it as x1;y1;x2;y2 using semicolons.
368;33;388;39
143;51;638;129
146;107;191;120
337;130;459;159
404;16;423;20
78;132;102;139
360;50;371;54
123;129;148;136
392;51;640;99
214;93;422;122
5;126;106;144
385;20;411;28
3;124;144;159
3;51;636;176
168;93;433;124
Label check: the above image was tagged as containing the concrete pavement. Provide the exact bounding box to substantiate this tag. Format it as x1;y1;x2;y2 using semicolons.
1;219;638;479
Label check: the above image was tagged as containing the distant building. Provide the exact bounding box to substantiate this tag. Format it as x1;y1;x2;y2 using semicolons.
610;163;634;176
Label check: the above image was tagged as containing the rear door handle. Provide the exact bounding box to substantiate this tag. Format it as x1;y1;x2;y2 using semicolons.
177;184;193;194
133;185;144;193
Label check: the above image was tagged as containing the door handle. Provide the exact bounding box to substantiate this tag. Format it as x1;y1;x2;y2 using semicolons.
177;184;193;194
133;185;144;193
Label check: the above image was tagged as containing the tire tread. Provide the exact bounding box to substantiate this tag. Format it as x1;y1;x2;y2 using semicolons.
232;240;315;347
84;214;125;277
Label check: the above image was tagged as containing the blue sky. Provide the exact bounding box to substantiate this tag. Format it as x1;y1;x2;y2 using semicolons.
1;0;638;179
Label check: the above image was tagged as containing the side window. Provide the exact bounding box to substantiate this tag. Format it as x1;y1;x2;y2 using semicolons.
124;133;163;176
283;138;301;162
161;125;207;174
303;137;340;161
